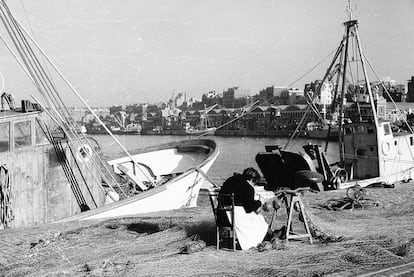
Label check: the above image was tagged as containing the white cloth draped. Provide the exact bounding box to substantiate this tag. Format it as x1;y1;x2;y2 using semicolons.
229;206;268;250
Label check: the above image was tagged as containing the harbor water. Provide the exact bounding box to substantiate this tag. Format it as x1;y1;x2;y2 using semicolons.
91;134;339;185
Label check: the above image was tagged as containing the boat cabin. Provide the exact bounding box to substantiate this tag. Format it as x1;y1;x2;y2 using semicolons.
0;104;105;228
343;121;414;180
1;110;49;152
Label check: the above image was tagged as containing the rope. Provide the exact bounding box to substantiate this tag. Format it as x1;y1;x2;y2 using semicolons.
0;1;127;198
364;54;414;135
32;95;127;198
284;105;311;149
189;45;340;141
67;143;98;208
35;115;89;210
0;1;129;187
188;167;219;188
0;165;13;229
55;140;90;211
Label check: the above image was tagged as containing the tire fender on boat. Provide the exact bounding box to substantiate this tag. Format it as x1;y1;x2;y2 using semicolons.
76;144;93;163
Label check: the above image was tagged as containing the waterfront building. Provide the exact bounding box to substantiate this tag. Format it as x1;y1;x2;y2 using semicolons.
223;87;236;108
259;87;273;105
383;102;414;123
304;80;323;98
380;77;406;102
407;76;414;102
194;92;220;110
109;105;123;114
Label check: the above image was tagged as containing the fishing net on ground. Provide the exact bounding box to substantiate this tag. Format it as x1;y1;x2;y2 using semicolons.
318;186;379;211
0;217;212;276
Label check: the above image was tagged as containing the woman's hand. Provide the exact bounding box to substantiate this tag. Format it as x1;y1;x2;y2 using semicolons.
262;202;272;212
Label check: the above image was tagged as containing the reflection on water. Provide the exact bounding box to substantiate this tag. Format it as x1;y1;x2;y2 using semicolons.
90;134;339;185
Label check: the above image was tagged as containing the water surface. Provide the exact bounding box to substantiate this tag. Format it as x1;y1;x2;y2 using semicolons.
91;134;339;184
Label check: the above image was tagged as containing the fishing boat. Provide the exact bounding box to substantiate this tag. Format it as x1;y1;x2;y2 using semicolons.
0;101;108;229
0;1;219;228
186;104;217;136
306;82;341;141
307;124;339;141
256;1;414;192
60;139;218;221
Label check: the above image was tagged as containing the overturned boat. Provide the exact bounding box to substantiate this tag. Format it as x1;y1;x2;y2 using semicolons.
256;4;414;192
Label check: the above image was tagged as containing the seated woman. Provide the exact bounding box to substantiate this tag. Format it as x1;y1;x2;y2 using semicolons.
220;167;270;250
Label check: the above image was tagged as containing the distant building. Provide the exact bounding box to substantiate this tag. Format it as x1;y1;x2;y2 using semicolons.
380;77;405;102
258;86;287;105
259;87;274;104
407;76;414;102
223;87;236;108
288;88;305;105
304;80;322;98
109;105;123;114
201;91;222;108
234;97;248;108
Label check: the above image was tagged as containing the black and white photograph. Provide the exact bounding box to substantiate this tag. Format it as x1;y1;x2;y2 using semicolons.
1;0;414;276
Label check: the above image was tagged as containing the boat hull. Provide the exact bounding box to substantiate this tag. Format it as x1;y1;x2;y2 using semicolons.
307;129;339;141
185;127;217;136
58;139;219;221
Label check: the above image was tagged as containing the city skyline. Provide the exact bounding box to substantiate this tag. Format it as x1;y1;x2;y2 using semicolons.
0;0;413;107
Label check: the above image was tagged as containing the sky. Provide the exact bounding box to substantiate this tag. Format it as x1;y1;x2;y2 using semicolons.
0;0;413;107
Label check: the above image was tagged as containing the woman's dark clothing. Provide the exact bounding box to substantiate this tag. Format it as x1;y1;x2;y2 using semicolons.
220;173;261;213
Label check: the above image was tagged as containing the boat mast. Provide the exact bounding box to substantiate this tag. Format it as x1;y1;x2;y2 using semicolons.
338;6;353;164
337;1;379;165
354;27;379;128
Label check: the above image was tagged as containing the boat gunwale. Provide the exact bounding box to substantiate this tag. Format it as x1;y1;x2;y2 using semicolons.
56;138;219;222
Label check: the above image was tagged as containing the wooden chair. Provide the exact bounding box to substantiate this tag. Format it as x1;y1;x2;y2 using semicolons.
208;189;237;250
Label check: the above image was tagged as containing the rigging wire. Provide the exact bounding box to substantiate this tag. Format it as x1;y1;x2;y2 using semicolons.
0;2;156;187
20;26;156;186
194;42;342;141
195;46;341;141
194;101;260;139
0;2;127;198
0;29;123;198
363;54;414;135
31;94;127;199
19;0;55;88
286;47;339;89
0;2;153;192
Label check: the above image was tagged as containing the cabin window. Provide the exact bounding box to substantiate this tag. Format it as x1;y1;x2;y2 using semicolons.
345;127;352;135
383;124;391;135
410;137;413;146
0;122;10;152
353;126;365;133
35;118;49;145
356;149;365;156
14;120;32;149
367;127;374;134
